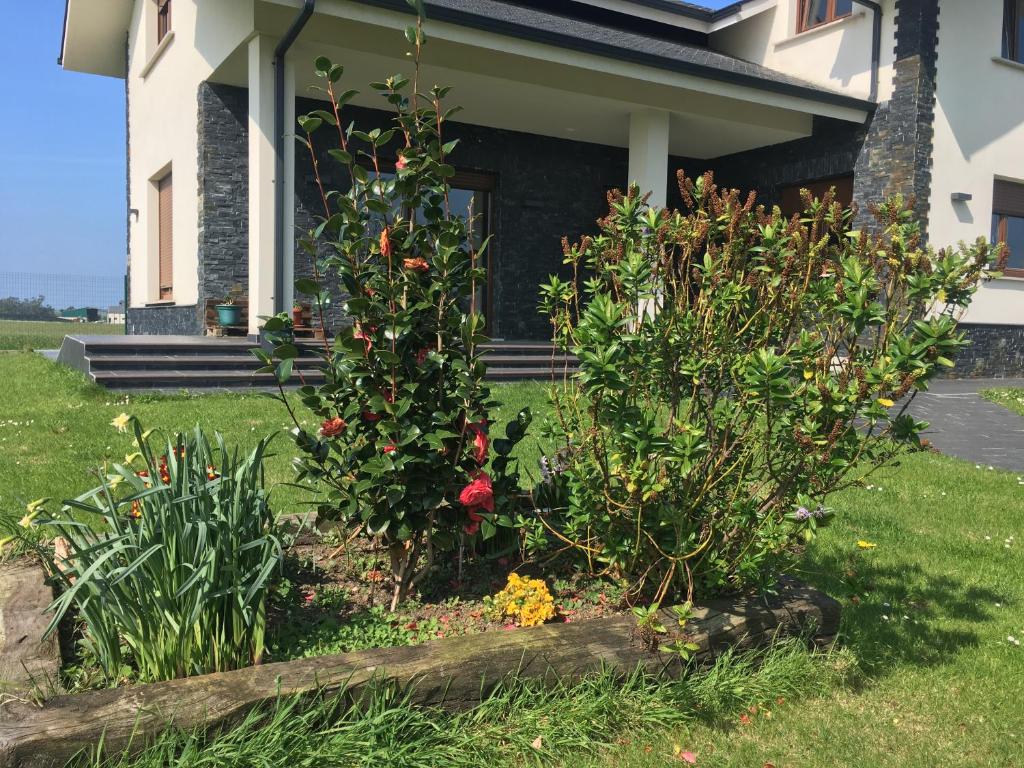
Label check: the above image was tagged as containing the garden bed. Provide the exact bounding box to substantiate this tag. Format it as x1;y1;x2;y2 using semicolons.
0;558;838;768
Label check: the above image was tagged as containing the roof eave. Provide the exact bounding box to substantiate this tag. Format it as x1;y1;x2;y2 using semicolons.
357;0;876;117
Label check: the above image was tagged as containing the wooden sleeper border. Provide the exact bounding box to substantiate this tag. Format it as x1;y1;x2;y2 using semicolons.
0;576;839;768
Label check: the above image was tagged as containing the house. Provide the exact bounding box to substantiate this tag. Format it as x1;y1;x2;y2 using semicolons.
59;0;1024;376
107;305;127;324
58;307;100;323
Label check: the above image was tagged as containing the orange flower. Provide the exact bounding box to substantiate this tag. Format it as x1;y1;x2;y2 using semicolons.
403;257;429;272
319;417;348;438
467;421;488;465
380;227;393;259
206;465;220;480
130;500;142;519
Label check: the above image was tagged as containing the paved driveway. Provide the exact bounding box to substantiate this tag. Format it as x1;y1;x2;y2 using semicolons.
904;378;1024;472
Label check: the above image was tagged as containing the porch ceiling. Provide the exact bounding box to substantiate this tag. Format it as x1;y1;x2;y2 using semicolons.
212;0;869;159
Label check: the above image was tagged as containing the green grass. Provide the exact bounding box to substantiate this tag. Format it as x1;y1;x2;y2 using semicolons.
981;387;1024;418
0;320;123;351
79;640;851;768
3;352;1023;766
0;352;549;527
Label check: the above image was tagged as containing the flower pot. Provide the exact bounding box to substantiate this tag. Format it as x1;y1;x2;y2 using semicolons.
216;304;241;327
292;307;304;326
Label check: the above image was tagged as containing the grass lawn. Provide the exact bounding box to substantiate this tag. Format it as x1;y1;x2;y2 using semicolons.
0;320;124;351
0;352;549;527
2;352;1022;766
982;387;1024;418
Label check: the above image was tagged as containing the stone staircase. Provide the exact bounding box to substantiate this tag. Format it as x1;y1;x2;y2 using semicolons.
56;335;578;391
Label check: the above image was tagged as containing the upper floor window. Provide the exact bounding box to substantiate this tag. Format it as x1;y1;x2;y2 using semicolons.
993;179;1024;277
157;0;172;44
798;0;853;33
1005;0;1023;63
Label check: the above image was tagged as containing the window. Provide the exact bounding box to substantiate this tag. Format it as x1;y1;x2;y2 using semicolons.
157;0;172;44
992;179;1024;277
798;0;853;32
1004;0;1023;63
157;173;173;300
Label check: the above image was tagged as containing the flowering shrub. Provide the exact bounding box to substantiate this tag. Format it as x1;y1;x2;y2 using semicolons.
484;572;556;627
538;174;995;601
29;417;282;682
259;7;523;609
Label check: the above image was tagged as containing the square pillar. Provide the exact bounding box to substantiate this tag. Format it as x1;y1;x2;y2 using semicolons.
282;56;297;313
628;109;670;209
248;34;276;335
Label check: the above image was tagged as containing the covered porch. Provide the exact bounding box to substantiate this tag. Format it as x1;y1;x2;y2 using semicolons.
198;0;873;337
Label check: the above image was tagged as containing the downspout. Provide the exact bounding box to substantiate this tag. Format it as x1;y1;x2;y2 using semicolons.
273;0;316;315
854;0;882;102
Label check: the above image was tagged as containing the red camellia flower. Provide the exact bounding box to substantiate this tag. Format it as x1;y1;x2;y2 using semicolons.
464;520;480;536
415;347;430;365
459;470;494;514
319;417;347;438
467;421;488;465
382;444;397;454
362;409;381;423
380;227;393;259
353;323;375;353
403;257;429;273
395;154;408;170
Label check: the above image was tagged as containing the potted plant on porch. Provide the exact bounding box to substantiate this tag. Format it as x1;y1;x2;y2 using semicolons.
216;285;244;327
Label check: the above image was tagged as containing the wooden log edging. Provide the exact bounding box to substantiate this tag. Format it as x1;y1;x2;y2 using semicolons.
0;562;60;694
0;578;839;768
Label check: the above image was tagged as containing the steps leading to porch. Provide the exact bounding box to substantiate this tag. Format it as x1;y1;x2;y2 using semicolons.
56;336;578;391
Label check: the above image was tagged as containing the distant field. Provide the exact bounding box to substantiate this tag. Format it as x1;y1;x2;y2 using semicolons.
0;320;124;351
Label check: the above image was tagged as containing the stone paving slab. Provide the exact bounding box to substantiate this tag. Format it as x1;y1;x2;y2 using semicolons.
0;562;59;693
904;378;1024;472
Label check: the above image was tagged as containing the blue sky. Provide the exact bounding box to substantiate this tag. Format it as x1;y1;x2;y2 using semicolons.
0;0;732;286
0;2;125;282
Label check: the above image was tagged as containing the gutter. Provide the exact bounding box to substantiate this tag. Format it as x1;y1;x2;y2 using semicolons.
274;0;316;316
854;0;882;102
58;0;70;65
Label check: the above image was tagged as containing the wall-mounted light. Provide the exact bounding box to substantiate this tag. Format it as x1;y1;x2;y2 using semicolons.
950;192;973;203
128;208;140;222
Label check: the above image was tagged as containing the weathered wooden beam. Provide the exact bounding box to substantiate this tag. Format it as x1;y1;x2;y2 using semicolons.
0;563;59;694
0;578;838;768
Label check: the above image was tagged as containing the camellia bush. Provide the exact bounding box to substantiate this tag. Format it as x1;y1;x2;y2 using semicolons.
537;173;998;602
260;5;526;610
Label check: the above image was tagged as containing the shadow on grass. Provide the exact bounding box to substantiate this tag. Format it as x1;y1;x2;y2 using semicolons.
795;550;1008;678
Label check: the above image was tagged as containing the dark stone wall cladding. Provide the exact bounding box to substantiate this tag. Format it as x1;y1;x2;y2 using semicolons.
949;324;1024;379
700;116;867;210
127;305;203;335
294;100;631;340
197;83;249;309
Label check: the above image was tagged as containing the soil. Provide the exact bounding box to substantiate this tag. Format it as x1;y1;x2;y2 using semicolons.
265;527;630;661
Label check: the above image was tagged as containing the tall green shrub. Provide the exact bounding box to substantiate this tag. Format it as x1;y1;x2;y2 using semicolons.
34;419;282;682
260;6;520;609
538;174;996;601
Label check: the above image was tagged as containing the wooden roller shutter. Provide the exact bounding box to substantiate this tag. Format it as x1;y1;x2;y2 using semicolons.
158;173;173;301
157;0;172;43
993;179;1024;218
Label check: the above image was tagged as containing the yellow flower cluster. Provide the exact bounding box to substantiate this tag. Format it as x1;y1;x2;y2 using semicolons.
488;572;556;628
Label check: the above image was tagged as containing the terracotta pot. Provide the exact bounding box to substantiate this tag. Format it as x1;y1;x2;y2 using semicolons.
292;306;304;326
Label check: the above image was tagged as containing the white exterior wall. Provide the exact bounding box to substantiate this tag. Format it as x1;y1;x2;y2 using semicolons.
711;0;897;103
127;0;253;309
928;0;1024;326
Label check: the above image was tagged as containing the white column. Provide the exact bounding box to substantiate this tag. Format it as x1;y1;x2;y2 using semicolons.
282;56;297;313
248;34;276;335
627;109;670;209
